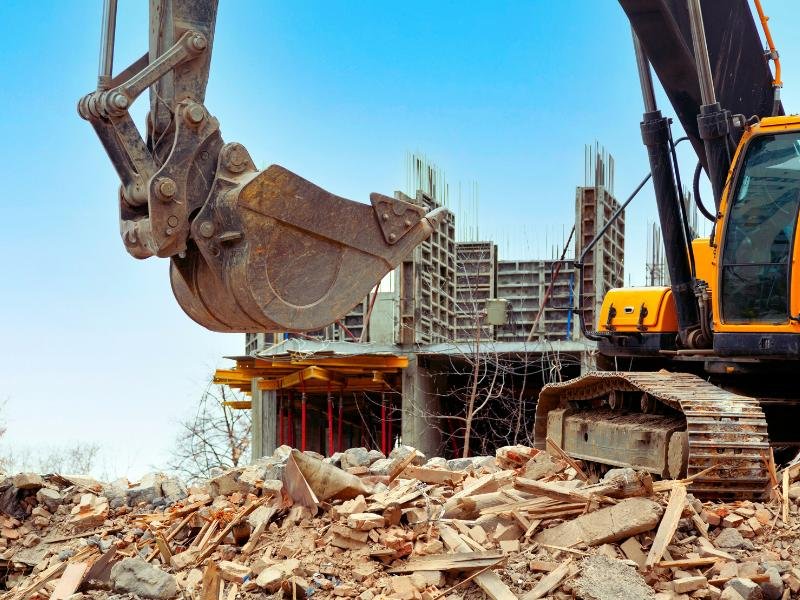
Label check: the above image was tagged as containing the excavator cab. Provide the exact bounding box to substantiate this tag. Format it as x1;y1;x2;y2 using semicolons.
79;0;441;332
718;122;800;326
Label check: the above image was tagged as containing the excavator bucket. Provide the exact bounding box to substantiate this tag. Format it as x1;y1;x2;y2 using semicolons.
170;164;443;332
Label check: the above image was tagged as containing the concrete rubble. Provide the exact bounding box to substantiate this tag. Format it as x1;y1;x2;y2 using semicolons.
2;444;800;600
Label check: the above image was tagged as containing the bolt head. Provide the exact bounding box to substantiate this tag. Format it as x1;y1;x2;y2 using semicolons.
185;104;205;124
157;178;177;198
167;215;179;228
110;92;129;110
190;34;208;51
388;233;397;242
198;221;214;238
404;219;412;227
382;213;389;221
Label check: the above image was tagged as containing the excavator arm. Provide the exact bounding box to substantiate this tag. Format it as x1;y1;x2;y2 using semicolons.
79;0;442;333
621;0;782;173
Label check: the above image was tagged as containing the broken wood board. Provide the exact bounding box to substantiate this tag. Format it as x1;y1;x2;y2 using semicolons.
439;525;518;600
49;562;90;600
388;552;505;573
644;483;687;570
521;559;572;600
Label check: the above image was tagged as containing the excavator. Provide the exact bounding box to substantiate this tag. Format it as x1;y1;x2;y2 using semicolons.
80;0;793;497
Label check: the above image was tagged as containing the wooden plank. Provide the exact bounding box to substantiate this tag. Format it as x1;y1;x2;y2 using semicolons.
709;573;770;587
644;484;687;570
524;519;541;539
513;478;590;504
439;525;518;600
620;537;647;570
388;552;505;573
783;468;790;523
656;557;719;569
241;519;269;557
49;562;90;600
521;559;572;600
192;499;266;567
546;437;588;481
388;452;419;483
528;561;559;573
156;535;173;563
200;560;221;600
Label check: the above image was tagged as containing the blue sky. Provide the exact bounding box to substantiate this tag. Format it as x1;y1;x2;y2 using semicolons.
0;2;797;478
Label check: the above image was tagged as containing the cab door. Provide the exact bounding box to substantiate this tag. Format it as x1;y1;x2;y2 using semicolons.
719;131;800;326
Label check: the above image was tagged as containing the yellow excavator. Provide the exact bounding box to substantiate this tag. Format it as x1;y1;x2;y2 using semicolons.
535;0;796;498
81;0;795;497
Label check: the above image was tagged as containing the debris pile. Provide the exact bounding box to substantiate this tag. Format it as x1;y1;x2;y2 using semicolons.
2;443;800;600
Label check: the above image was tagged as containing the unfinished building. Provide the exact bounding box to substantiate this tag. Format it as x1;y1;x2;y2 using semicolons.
576;145;625;330
455;241;497;342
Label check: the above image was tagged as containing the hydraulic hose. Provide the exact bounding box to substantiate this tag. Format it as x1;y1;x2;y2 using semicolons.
692;161;717;222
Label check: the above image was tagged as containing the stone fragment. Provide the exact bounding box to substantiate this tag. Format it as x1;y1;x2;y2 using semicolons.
389;445;426;466
68;494;108;531
366;449;386;464
723;514;745;529
759;568;783;600
347;512;385;530
218;560;250;583
720;589;747;600
524;452;562;480
715;528;747;550
11;473;44;490
573;555;655;600
673;576;707;593
788;486;800;501
368;458;394;476
726;578;763;600
446;456;493;471
110;557;178;599
35;488;63;512
703;511;722;527
341;448;372;470
534;497;663;547
208;467;251;497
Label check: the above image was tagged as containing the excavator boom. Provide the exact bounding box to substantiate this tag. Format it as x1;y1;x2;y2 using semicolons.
79;0;441;333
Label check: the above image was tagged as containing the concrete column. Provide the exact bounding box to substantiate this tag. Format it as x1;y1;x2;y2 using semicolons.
401;354;441;458
250;378;277;461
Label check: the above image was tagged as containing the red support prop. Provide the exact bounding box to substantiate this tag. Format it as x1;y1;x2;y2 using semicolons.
337;391;343;452
288;391;294;447
301;392;307;452
327;384;334;456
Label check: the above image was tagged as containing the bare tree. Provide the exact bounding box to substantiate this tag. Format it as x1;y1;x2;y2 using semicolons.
168;382;251;481
2;443;100;475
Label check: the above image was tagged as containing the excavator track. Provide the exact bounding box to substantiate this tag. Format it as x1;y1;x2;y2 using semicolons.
534;371;771;499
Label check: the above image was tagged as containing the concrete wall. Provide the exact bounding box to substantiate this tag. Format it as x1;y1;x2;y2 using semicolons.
250;382;276;460
400;355;442;458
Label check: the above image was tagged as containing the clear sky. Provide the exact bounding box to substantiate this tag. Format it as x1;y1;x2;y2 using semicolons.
1;2;797;479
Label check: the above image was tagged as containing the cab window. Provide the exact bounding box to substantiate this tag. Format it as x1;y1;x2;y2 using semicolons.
721;132;800;323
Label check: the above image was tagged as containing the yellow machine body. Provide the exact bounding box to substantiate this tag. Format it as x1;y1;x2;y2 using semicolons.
598;287;678;333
